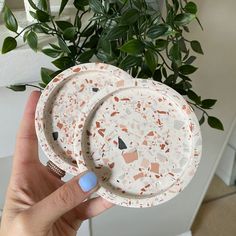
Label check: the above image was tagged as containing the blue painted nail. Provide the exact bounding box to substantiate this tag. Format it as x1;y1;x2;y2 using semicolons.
78;171;98;192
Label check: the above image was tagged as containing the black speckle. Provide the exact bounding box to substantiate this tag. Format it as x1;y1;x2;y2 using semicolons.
118;137;127;150
52;132;58;141
92;88;99;92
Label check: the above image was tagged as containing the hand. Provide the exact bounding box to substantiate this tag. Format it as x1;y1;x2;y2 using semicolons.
0;91;113;236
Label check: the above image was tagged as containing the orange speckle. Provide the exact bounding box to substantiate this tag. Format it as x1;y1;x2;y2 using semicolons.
96;122;100;128
73;67;81;72
157;110;167;114
79;84;85;92
111;111;119;116
160;144;165;150
143;140;148;145
123;150;138;164
122;128;128;132
133;172;144;180
57;122;63;129
147;131;154;136
150;163;159;173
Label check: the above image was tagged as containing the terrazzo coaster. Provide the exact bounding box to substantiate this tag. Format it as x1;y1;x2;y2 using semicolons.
35;63;133;175
74;78;202;208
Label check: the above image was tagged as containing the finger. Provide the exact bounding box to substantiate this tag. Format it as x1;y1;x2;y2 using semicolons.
62;197;114;230
74;196;114;221
14;91;41;165
25;171;98;228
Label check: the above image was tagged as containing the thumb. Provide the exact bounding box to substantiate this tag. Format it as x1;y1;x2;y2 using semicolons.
26;171;98;227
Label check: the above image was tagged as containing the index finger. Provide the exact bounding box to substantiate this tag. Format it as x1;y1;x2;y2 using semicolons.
14;91;41;166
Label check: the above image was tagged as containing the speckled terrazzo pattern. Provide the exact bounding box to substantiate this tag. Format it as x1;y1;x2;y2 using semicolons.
35;63;202;208
35;63;133;175
74;79;202;208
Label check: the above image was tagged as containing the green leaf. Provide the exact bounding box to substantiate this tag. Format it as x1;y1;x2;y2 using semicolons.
41;67;53;84
191;40;204;54
185;56;196;65
74;0;89;10
77;50;94;63
153;68;162;82
162;67;167;78
36;9;50;22
55;21;73;31
145;50;158;73
105;26;128;40
38;0;50;12
42;48;62;58
28;0;39;10
1;37;17;54
201;99;217;109
179;37;188;53
156;39;168;50
120;39;144;55
89;0;104;14
7;84;26;91
120;8;139;25
39;82;47;88
147;24;171;39
49;43;61;50
187;90;201;104
27;31;38;51
81;25;95;37
184;2;198;14
179;65;197;75
59;0;69;15
58;37;71;53
119;55;142;71
3;5;18;32
169;43;181;65
174;13;196;26
52;56;74;69
199;114;205;125
63;27;77;40
29;11;37;20
208;116;224;131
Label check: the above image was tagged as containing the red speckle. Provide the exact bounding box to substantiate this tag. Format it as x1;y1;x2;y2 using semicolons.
108;162;115;169
121;98;130;101
73;67;81;72
111;111;119;116
113;140;118;145
53;78;60;82
147;131;154;136
157;110;167;114
96;121;100;128
98;129;105;137
57;122;63;129
160;144;165;150
114;97;119;102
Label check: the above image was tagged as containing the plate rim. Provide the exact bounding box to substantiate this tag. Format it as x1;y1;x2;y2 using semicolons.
74;78;202;208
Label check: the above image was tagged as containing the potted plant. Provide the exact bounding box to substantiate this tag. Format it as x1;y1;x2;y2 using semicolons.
0;0;223;130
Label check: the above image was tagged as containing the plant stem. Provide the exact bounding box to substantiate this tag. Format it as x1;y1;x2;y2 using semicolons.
187;101;209;116
25;83;43;91
156;51;173;71
14;23;40;38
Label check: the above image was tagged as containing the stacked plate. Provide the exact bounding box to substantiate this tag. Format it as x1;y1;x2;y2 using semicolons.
35;63;202;208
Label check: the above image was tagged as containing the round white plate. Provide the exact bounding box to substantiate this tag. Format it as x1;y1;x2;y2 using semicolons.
74;78;202;208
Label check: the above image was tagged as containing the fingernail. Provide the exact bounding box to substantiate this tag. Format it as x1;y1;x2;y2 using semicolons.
78;171;98;192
